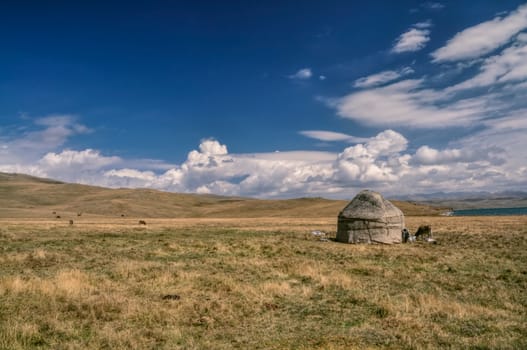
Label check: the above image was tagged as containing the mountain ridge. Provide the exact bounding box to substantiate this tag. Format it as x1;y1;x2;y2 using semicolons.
0;172;449;218
393;190;527;209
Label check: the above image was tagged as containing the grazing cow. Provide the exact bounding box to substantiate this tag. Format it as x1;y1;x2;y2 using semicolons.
56;215;61;219
415;225;432;240
77;212;82;217
138;220;147;225
69;220;74;225
121;214;125;217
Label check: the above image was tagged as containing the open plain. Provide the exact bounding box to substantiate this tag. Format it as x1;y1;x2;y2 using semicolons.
0;174;525;349
0;215;526;349
4;2;527;348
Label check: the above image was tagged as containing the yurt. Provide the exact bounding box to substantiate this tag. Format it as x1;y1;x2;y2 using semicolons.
336;190;404;244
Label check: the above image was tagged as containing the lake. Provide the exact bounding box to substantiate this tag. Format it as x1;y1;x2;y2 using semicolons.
452;207;527;216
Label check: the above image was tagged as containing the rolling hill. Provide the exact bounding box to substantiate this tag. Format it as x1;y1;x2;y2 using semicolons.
0;172;448;218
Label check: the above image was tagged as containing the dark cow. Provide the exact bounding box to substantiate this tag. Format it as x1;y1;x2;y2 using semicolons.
138;220;147;225
69;220;74;225
415;225;432;240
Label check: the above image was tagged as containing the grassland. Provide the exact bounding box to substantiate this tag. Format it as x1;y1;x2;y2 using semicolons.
0;172;449;219
0;216;525;349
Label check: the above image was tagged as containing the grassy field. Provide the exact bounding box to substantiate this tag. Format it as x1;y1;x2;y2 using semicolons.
0;216;526;349
0;172;449;218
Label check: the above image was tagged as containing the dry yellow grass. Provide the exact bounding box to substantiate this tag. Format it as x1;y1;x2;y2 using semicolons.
0;172;449;219
0;215;525;349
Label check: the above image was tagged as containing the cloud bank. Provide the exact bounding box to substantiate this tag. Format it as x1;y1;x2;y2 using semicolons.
1;116;524;198
331;79;488;128
432;4;527;62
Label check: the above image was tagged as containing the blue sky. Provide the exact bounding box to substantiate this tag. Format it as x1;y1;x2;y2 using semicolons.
1;1;526;198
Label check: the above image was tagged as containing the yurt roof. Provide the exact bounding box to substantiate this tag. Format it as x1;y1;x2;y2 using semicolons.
339;190;402;220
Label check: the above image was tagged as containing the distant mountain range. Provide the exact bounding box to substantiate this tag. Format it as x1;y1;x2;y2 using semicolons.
394;191;527;201
393;191;527;210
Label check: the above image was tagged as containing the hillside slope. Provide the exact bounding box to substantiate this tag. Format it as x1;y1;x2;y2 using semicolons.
0;172;448;218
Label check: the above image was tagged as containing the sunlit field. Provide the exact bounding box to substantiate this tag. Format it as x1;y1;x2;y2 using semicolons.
0;216;526;349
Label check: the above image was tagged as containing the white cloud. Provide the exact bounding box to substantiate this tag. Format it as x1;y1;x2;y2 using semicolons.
20;115;89;151
0;132;523;197
367;130;409;155
104;168;158;188
198;138;228;155
0;164;46;178
448;38;527;91
422;2;444;11
105;168;156;181
432;4;527;62
237;151;335;162
1;112;526;197
334;130;409;185
0;148;121;186
166;140;338;197
331;79;487;128
470;110;527;172
322;7;527;193
289;68;312;80
413;145;504;165
299;130;369;143
38;149;121;182
0;115;91;164
414;20;433;29
40;149;119;169
483;109;527;130
77;137;405;198
353;67;414;88
414;146;464;165
392;25;430;53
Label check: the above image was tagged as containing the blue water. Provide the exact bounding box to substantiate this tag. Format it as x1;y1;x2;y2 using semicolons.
452;207;527;216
